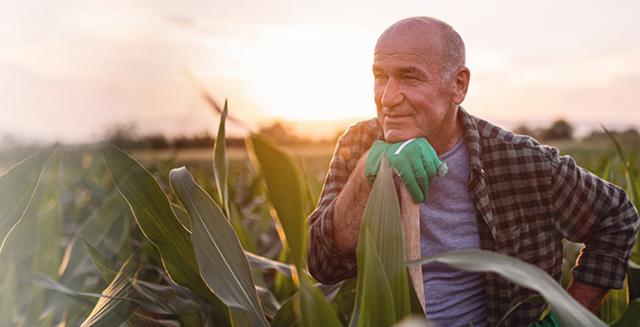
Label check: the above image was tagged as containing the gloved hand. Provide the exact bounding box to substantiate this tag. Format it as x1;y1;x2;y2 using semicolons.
530;311;559;327
365;138;447;203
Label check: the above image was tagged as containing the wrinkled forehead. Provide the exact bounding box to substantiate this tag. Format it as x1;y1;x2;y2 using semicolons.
374;20;444;59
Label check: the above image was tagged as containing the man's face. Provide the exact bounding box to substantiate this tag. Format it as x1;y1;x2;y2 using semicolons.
373;29;456;143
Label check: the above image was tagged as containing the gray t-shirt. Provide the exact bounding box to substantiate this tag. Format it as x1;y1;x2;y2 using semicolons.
420;137;487;327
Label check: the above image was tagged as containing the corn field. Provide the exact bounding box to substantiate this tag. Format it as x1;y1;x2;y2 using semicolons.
0;104;639;326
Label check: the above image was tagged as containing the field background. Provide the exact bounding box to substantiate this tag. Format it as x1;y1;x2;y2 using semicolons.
0;137;627;184
0;128;638;326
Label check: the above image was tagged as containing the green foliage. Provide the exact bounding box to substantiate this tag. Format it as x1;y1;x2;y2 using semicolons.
82;238;117;282
0;147;54;253
170;166;269;326
351;159;413;326
630;261;640;300
80;250;143;326
603;128;640;266
599;278;629;324
244;251;293;277
409;250;606;326
247;133;343;325
610;299;640;327
102;145;231;326
214;99;230;218
2;103;639;326
298;274;342;327
247;135;310;270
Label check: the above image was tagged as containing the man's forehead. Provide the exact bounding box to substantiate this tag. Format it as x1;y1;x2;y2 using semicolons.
372;52;434;71
374;21;444;59
373;37;442;69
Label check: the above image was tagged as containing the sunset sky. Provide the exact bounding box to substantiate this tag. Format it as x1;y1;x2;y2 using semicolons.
2;0;640;143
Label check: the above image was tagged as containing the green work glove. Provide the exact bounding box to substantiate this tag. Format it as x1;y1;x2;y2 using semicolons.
365;138;447;203
530;311;559;327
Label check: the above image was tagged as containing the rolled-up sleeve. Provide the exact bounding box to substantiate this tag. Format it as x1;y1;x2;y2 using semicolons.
308;199;357;284
307;119;380;284
548;152;640;289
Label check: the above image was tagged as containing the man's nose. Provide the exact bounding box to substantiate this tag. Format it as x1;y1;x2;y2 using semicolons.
380;78;403;108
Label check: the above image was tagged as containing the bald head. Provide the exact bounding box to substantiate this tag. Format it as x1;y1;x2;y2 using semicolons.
375;17;466;79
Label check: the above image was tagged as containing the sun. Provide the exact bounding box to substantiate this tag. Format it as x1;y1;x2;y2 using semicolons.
241;25;377;121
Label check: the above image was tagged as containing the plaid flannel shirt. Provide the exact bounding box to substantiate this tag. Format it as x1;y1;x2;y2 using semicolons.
307;107;639;326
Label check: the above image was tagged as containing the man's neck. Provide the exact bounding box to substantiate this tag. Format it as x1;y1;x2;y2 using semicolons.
430;107;465;155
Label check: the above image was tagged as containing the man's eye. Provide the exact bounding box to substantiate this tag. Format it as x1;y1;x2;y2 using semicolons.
403;75;419;81
374;74;388;81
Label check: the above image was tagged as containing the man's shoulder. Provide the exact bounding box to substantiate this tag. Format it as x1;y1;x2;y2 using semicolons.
341;118;381;139
331;118;382;172
337;118;382;148
472;116;559;162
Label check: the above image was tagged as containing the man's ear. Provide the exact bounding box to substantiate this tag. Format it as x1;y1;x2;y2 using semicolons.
451;67;470;105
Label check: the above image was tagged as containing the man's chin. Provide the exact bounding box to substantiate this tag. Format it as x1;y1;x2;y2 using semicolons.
384;130;417;143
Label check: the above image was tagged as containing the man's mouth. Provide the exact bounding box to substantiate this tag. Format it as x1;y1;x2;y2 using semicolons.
384;114;412;124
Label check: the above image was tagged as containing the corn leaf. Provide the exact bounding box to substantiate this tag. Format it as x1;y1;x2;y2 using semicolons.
0;147;55;254
599;277;629;324
244;250;293;277
102;144;230;326
256;286;281;319
82;238;117;282
247;135;308;269
350;159;412;327
115;226;279;283
274;248;297;299
72;250;192;327
14;152;63;327
80;250;143;327
496;295;545;326
127;313;180;326
31;274;113;306
30;272;151;306
603;127;640;264
171;203;191;231
245;135;335;326
270;278;353;327
351;230;397;327
297;273;342;327
170;166;268;327
408;250;606;327
58;188;131;279
0;263;17;324
303;163;322;208
629;260;640;300
213;99;230;218
331;278;357;325
610;299;640;327
230;200;257;253
271;294;296;327
392;316;429;327
130;279;205;327
603;127;639;206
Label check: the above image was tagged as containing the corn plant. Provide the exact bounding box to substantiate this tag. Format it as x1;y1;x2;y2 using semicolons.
1;103;639;326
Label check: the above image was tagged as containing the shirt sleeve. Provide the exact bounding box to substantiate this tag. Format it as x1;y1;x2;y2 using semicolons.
548;150;640;289
307;119;380;284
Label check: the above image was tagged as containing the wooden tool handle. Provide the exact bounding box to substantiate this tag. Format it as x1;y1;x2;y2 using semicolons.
399;184;425;310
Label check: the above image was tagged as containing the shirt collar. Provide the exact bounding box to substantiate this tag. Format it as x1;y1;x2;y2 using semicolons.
459;107;485;174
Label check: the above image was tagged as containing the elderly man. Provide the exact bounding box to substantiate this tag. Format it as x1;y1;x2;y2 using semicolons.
307;17;639;326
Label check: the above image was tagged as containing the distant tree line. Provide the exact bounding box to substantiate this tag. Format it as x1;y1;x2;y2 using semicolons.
103;122;341;150
513;119;575;141
101;119;640;150
513;118;640;143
